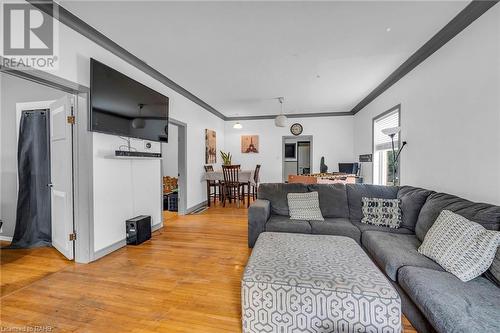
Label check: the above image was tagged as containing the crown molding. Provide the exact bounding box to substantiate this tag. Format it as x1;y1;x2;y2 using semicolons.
226;111;353;121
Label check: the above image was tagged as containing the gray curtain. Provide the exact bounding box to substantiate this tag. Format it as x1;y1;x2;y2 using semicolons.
8;110;52;248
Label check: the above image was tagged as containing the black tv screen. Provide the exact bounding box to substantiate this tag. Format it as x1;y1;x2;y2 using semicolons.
90;58;169;142
284;143;296;158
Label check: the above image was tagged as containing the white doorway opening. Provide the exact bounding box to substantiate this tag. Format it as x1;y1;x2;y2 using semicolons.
14;96;76;260
282;135;313;182
161;119;187;220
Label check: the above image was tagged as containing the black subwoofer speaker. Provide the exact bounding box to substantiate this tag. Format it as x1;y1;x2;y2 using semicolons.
126;215;151;245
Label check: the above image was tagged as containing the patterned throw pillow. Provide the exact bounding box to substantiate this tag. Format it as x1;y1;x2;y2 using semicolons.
287;192;324;221
418;210;500;282
361;197;402;228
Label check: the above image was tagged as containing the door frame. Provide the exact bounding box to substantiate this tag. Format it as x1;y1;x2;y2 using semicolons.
2;63;93;263
282;135;313;182
165;118;187;215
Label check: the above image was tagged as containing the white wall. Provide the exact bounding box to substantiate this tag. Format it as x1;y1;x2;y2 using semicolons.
92;134;162;251
354;5;500;205
31;4;225;253
162;124;179;177
224;116;355;183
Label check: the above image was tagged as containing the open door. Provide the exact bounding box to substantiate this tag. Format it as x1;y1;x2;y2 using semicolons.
49;96;74;260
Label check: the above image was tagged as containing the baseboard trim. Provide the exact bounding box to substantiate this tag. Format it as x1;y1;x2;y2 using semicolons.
92;239;127;261
152;223;163;232
0;236;13;241
187;200;208;214
92;223;164;261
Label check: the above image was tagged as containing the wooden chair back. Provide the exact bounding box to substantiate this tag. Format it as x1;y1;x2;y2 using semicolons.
204;165;216;185
254;165;261;183
222;165;240;186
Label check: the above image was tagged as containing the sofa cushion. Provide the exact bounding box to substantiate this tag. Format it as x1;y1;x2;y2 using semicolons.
398;266;500;333
307;184;349;218
352;221;413;235
310;218;361;243
346;184;399;221
265;215;311;234
418;210;500;282
362;231;443;281
397;186;434;231
287;192;324;221
258;183;309;216
415;192;500;241
248;199;271;248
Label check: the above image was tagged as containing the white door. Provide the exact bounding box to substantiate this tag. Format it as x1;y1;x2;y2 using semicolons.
49;96;74;260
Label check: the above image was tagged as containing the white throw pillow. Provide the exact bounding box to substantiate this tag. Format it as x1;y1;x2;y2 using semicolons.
418;210;500;282
361;197;402;229
287;192;324;221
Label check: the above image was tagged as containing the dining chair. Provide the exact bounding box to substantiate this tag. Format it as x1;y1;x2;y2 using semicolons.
204;165;220;207
251;165;261;200
222;165;245;207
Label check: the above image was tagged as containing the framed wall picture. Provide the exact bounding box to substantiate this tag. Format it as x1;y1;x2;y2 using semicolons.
241;135;259;153
205;129;216;164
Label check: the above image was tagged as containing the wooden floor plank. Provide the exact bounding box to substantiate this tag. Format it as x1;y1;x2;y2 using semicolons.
0;203;417;332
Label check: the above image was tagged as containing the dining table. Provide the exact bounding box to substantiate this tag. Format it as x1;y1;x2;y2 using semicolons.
202;169;256;207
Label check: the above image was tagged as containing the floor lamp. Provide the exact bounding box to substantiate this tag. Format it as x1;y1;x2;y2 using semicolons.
381;126;407;185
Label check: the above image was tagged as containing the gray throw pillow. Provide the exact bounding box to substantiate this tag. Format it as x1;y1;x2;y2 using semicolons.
418;210;500;282
287;192;324;221
361;197;402;228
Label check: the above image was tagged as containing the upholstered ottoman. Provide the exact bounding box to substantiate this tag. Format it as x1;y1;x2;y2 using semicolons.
242;232;401;333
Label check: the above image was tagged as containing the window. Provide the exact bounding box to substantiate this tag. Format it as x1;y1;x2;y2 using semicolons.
373;106;400;186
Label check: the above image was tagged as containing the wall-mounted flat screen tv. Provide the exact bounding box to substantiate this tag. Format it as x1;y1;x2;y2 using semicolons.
90;58;169;142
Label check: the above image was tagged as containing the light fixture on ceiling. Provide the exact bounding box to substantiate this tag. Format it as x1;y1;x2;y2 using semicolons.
386;27;392;32
233;122;242;129
132;103;146;129
274;97;287;127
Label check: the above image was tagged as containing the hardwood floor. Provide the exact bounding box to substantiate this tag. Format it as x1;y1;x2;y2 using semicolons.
1;203;417;332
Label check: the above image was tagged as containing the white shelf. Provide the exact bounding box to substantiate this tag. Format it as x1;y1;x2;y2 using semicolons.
105;155;162;160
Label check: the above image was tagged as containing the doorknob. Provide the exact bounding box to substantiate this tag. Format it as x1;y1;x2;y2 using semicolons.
48;183;54;188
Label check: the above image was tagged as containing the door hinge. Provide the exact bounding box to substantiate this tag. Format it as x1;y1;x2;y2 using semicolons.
69;233;77;241
67;115;75;124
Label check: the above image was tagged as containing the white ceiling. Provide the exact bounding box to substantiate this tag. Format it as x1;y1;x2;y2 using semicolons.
62;1;469;117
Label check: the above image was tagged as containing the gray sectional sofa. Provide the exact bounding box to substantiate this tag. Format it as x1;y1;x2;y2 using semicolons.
248;183;500;333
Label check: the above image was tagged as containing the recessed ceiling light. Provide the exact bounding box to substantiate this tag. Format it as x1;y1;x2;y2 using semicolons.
386;27;392;32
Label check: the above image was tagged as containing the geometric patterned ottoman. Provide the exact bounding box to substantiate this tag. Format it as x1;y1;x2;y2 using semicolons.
242;232;401;333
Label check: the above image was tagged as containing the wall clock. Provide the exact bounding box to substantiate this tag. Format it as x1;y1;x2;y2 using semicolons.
290;123;303;136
